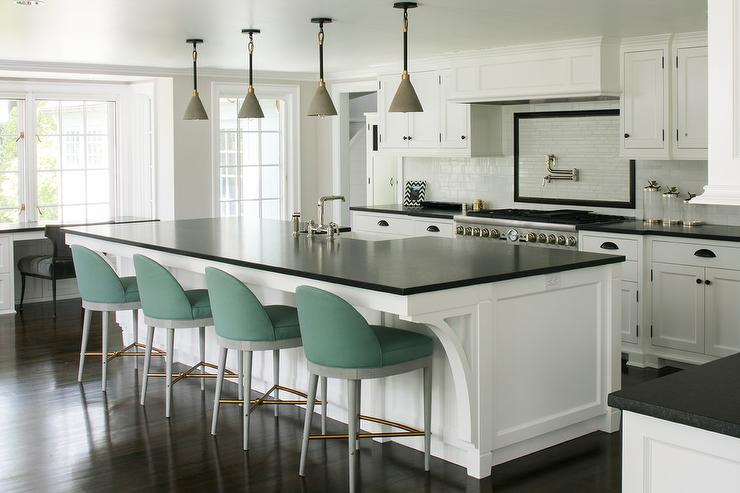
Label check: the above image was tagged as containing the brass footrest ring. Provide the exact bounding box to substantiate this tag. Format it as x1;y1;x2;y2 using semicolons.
146;361;236;385
86;342;166;360
309;414;424;440
218;384;323;412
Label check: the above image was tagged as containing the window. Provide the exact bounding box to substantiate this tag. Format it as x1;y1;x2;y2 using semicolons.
217;96;284;219
0;96;117;224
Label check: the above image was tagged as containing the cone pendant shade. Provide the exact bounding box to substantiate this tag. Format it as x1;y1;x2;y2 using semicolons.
389;74;422;113
239;88;264;119
307;81;337;116
183;39;208;120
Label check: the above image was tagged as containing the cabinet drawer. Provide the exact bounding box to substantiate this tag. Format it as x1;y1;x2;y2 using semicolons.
412;220;454;237
581;235;639;261
652;240;740;270
352;213;413;236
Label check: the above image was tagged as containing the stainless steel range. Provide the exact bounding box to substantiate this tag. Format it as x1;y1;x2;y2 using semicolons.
453;209;625;249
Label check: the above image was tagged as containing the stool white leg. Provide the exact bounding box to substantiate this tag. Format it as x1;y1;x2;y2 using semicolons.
348;379;358;493
273;349;280;417
320;376;328;435
423;365;432;472
140;326;155;406
101;311;109;392
165;328;175;418
77;308;92;382
199;326;205;391
299;372;319;476
132;309;139;369
356;380;362;450
211;346;228;435
237;350;244;404
243;350;253;451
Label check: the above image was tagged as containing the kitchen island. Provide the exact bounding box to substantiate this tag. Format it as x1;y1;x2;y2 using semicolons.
63;217;624;479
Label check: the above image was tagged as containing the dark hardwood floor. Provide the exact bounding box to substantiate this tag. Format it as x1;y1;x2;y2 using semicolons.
0;300;680;493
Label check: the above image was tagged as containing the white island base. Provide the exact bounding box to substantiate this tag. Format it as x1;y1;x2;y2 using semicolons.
68;232;620;479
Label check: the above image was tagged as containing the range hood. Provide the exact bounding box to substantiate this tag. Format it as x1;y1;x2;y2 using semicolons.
446;37;620;104
692;1;740;207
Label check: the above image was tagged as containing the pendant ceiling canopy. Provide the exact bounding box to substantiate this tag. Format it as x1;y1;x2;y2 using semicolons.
238;28;265;119
307;17;337;117
389;2;423;113
183;38;209;120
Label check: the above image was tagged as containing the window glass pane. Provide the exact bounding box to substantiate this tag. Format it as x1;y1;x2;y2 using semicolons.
0;209;17;223
261;166;280;199
219;167;238;201
62;170;86;202
241;99;259;131
220;201;238;217
0;100;20;136
86;136;108;168
87;204;110;221
219;98;238;131
262;99;280;132
62;204;86;222
261;199;280;220
241;133;259;166
36;101;59;135
0;137;19;173
0;173;19;208
37;171;59;205
240;200;259;219
242;166;259;199
261;133;279;165
220;132;237;166
61;136;84;169
86;102;109;134
86;170;109;203
37;137;60;171
61;101;84;134
38;206;59;221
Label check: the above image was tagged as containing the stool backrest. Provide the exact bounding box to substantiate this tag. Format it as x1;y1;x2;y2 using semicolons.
133;254;192;321
296;286;382;368
71;245;126;304
45;225;72;260
205;267;275;341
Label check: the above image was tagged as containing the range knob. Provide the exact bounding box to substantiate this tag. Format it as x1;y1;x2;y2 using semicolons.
472;227;481;237
480;228;490;238
507;229;520;242
557;235;566;246
538;233;548;243
490;229;500;239
566;236;577;247
456;226;465;235
547;234;557;245
526;232;537;243
465;227;473;236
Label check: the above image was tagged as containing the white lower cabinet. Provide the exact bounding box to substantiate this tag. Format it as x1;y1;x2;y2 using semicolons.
705;268;740;357
651;262;705;353
350;211;455;238
621;281;639;344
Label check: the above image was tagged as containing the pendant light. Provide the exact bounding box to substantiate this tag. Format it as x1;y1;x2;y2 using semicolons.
183;39;209;120
389;2;423;113
307;17;337;117
238;29;265;119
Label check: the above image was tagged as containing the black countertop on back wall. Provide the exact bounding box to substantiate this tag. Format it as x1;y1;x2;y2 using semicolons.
578;219;740;243
609;353;740;439
349;204;459;220
62;217;624;296
0;216;156;234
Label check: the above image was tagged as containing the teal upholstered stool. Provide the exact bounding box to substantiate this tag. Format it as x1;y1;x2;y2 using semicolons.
71;245;161;392
296;286;434;493
134;254;219;418
205;267;328;451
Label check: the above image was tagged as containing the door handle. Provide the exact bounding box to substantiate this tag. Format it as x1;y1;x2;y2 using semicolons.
599;241;619;250
377;220;389;227
694;249;716;258
426;225;440;233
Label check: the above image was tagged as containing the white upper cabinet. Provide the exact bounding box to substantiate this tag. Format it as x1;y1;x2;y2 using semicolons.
408;71;440;148
674;44;708;156
621;48;667;155
440;69;470;149
379;74;410;149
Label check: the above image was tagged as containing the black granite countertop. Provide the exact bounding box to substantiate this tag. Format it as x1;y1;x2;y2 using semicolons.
0;216;156;234
63;217;624;296
350;204;459;220
578;219;740;242
609;353;740;438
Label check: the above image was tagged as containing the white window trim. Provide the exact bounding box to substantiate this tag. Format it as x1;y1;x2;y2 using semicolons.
210;82;301;219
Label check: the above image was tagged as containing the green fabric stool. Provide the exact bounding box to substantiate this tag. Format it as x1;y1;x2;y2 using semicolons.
72;245;156;392
205;267;328;451
134;254;215;418
295;285;434;493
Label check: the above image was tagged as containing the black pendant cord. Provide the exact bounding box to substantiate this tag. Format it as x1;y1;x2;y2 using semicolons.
318;21;325;81
402;9;408;72
248;33;254;87
191;42;198;92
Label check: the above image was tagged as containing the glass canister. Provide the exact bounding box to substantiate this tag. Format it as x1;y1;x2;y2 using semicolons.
643;180;663;223
662;186;682;225
683;193;703;226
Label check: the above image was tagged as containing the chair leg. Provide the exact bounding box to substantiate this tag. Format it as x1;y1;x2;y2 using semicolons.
51;277;57;318
424;365;432;472
348;379;359;493
299;372;319;476
273;349;280;417
132;309;139;369
77;308;92;382
243;350;253;451
320;376;328;435
356;380;362;451
18;273;26;312
101;312;109;392
165;328;175;418
199;326;206;391
140;326;155;406
211;347;228;436
237;350;244;404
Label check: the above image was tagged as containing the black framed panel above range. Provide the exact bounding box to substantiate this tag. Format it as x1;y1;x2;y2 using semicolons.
514;109;636;209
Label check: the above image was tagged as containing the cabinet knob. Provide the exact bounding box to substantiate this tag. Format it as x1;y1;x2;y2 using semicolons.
407;136;412;141
696;278;703;284
705;279;712;286
624;133;630;138
402;136;408;140
461;135;466;140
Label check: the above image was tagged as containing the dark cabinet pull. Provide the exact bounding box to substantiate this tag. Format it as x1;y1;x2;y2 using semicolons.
600;241;619;250
705;280;712;285
624;133;630;138
694;249;716;258
426;225;440;233
377;220;389;227
402;136;408;140
407;136;412;141
461;135;467;140
696;278;703;284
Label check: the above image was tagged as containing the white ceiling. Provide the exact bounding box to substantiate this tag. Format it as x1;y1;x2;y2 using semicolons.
0;0;707;75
